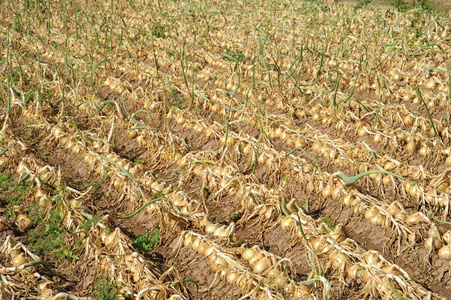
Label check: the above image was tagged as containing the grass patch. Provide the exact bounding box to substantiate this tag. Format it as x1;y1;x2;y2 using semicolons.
0;173;30;217
27;196;81;260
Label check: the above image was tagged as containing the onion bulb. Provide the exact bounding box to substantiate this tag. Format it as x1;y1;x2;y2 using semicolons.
191;237;201;251
438;246;451;260
446;155;451;166
242;248;256;261
197;240;208;255
210;256;227;272
0;219;7;232
249;253;263;266
281;216;295;231
127;130;138;139
347;264;366;279
312;237;333;254
12;253;28;267
425;236;442;250
253;257;270;274
16;214;33;232
205;223;217;234
365;207;379;220
330;251;351;269
364;251;381;266
382;265;400;275
342;193;354;206
330;224;346;242
204;245;216;258
405;212;427;224
442;231;451;245
226;272;239;284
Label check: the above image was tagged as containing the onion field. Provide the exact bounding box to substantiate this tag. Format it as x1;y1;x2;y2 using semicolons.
1;0;451;299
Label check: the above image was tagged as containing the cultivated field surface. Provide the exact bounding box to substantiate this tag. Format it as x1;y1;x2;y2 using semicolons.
1;0;451;299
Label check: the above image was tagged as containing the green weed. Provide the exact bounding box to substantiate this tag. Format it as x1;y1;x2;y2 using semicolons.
230;213;241;222
323;217;335;230
151;24;167;38
35;145;49;159
93;277;125;300
0;173;13;191
223;47;246;63
132;224;160;253
80;214;103;230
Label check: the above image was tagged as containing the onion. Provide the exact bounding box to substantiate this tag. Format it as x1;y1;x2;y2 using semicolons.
12;253;28;267
295;138;307;148
191;237;201;251
213;225;227;237
281;216;295;231
210;256;227;272
197;240;209;254
226;272;238;284
52;126;64;138
438;246;451;260
205;223;217;234
129;166;141;176
331;186;343;200
419;146;431;156
342;193;354;206
150;181;164;192
330;224;346;242
267;268;281;279
127;130;138;139
330;252;350;269
236;274;249;288
382;175;391;185
104;231;117;246
382;265;400;275
365;207;379;220
405;212;427;224
403;115;412;126
204;245;216;258
442;231;451;245
16;215;33;231
216;226;229;238
445;155;451;166
353;203;364;214
253;257;270;274
387;201;403;214
408;184;420;197
312;237;333;254
347;264;365;279
425;236;442;250
242;248;257;261
280;130;288;140
312;141;323;152
321;185;331;198
357;126;367;137
0;219;7;232
257;154;266;164
364;251;381;266
249;253;263;266
374;133;384;143
424;78;435;90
